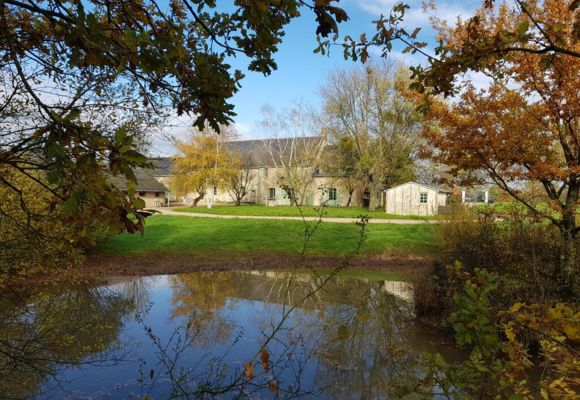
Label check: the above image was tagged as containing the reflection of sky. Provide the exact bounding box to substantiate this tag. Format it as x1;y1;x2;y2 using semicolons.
36;273;452;399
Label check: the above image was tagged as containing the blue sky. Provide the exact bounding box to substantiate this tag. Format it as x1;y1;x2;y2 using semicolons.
150;0;480;155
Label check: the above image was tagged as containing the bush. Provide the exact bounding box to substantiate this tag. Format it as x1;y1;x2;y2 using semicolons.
0;170;113;283
410;267;579;400
416;204;577;316
414;261;455;317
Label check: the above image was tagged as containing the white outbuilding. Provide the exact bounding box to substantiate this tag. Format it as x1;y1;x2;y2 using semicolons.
385;182;452;216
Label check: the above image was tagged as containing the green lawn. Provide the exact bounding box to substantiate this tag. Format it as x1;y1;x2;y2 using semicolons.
173;204;435;220
94;215;438;258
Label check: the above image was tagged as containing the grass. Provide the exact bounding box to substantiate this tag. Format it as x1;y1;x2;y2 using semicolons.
94;215;438;258
173;204;436;220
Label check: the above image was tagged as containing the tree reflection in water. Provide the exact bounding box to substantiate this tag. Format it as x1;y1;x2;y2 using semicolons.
0;271;456;399
0;281;137;399
134;270;444;399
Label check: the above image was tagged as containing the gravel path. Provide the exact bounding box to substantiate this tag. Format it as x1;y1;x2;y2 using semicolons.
151;208;439;224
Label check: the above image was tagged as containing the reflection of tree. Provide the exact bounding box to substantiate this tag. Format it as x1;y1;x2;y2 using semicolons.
239;272;433;398
117;277;151;315
309;278;416;398
170;272;241;346
146;269;453;399
0;282;136;399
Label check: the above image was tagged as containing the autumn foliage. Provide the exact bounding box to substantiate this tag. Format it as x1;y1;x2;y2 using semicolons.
171;131;238;207
421;0;579;281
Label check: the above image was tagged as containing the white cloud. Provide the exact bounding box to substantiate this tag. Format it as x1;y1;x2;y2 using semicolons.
460;71;493;91
383;48;428;67
147;114;193;156
350;0;398;15
147;118;262;155
348;0;475;27
406;2;472;26
232;121;253;139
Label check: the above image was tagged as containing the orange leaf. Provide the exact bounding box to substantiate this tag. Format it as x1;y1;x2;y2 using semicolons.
268;380;279;393
245;362;254;380
260;348;271;372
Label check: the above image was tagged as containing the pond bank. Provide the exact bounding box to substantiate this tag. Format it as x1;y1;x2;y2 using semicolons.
83;252;433;279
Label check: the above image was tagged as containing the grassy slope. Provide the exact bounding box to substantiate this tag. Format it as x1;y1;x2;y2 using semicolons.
95;215;438;258
173;204;435;220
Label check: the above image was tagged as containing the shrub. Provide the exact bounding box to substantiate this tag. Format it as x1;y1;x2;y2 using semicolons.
409;267;579;400
415;204;577;317
0;170;113;283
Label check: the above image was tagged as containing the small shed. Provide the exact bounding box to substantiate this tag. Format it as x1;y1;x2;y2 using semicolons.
385;182;451;216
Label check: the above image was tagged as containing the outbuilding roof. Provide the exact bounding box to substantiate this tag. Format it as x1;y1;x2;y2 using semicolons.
385;181;452;193
108;168;169;192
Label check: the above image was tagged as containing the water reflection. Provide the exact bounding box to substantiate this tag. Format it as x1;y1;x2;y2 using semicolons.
0;282;136;399
0;270;457;399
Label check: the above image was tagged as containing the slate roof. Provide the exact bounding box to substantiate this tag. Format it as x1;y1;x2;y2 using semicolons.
226;136;325;168
108;168;169;192
148;157;173;176
148;136;326;173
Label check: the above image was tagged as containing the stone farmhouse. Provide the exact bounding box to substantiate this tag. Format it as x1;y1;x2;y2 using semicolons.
147;135;376;208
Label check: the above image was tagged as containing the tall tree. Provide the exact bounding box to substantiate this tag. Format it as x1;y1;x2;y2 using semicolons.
225;152;255;206
321;63;421;211
330;0;579;97
319;136;365;207
260;103;326;206
421;0;579;281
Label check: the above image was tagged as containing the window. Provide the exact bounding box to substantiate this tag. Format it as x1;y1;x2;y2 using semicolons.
138;191;146;197
329;188;337;200
419;192;428;203
269;188;276;200
155;192;160;198
213;186;217;195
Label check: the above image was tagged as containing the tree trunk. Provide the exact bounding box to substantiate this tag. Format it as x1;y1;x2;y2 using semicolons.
559;217;577;286
235;195;241;206
192;193;204;206
285;187;297;206
346;189;354;207
559;181;579;286
299;190;307;206
368;188;377;212
206;192;214;209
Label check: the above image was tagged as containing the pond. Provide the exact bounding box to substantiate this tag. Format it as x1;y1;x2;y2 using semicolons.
0;270;460;399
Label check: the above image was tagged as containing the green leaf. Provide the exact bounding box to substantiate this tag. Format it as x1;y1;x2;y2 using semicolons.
516;21;529;37
124;30;138;50
62;194;79;215
134;197;145;209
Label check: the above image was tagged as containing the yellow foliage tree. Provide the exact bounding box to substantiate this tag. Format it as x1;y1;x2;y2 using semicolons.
171;129;237;207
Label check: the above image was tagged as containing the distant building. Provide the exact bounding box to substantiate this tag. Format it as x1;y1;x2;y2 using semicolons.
147;157;176;202
147;136;371;208
385;182;451;216
459;186;492;204
108;168;169;208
